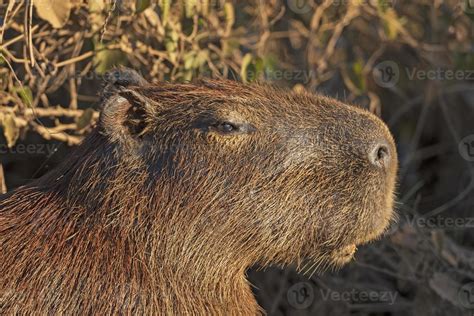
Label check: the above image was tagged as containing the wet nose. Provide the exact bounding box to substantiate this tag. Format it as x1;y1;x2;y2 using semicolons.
368;141;392;169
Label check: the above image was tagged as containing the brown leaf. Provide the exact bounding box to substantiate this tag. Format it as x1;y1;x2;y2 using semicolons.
0;113;20;148
34;0;72;29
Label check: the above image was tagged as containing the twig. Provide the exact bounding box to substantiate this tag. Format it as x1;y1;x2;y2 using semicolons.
32;123;83;145
0;0;17;45
0;164;7;194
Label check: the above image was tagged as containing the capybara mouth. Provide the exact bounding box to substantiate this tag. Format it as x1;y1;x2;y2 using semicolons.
330;237;378;266
325;205;396;268
304;244;357;270
332;244;357;265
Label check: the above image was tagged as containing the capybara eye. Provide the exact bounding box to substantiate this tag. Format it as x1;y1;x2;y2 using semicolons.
218;122;236;133
211;121;256;135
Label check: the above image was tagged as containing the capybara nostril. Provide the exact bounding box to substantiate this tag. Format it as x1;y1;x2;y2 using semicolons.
369;142;391;168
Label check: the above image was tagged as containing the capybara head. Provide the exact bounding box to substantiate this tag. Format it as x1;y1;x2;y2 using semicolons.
0;68;398;314
97;68;398;271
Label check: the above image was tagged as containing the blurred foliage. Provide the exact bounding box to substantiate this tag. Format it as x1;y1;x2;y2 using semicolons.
0;0;473;315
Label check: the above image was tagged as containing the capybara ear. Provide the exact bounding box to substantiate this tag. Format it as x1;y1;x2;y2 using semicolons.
99;67;159;142
100;86;158;144
101;67;148;100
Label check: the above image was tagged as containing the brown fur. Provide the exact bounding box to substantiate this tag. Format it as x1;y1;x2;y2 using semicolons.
0;69;398;315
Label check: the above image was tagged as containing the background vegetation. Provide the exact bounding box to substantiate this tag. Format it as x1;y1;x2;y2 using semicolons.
1;0;473;315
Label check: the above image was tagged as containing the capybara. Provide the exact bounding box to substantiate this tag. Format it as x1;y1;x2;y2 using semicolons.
0;68;398;315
